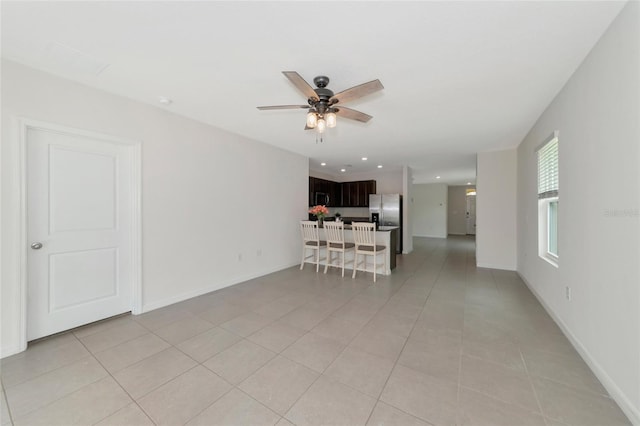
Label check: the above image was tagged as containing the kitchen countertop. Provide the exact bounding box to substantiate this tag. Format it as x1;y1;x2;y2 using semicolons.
331;223;399;231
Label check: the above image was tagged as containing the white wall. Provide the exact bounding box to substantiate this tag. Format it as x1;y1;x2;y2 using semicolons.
517;3;639;423
411;183;447;238
1;60;308;357
447;185;469;235
308;169;335;182
476;149;517;270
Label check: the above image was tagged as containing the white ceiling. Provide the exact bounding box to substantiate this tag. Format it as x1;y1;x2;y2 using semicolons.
1;1;625;184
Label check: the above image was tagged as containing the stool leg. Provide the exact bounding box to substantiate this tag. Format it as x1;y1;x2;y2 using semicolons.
352;252;358;279
324;250;329;274
373;252;376;282
384;249;387;276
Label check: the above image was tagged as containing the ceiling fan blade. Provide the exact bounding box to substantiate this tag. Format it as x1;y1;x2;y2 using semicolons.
257;105;309;110
282;71;318;100
335;106;372;123
331;79;384;105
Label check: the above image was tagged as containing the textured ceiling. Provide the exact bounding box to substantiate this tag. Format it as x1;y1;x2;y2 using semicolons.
1;1;626;183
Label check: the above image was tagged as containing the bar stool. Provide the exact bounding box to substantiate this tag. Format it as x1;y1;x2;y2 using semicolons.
352;222;387;282
323;221;355;277
300;221;327;272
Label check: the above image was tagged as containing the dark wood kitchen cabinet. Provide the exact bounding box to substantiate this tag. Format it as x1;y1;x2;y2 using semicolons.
359;180;377;206
328;181;341;207
340;180;377;207
309;177;376;208
309;177;315;206
341;182;355;207
309;177;340;207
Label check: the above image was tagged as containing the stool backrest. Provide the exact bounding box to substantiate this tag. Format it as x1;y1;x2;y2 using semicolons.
300;221;320;243
352;222;376;246
323;221;345;245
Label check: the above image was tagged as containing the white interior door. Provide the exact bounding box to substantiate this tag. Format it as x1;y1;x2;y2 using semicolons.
466;195;476;235
27;127;134;341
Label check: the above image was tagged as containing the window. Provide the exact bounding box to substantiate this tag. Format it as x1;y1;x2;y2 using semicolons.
537;132;559;266
548;200;558;257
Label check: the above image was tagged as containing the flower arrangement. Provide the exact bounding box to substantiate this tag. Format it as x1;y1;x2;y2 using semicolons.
309;205;329;219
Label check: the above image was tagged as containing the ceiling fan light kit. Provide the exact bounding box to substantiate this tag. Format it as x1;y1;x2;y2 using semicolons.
326;112;337;128
306;109;336;133
258;71;383;136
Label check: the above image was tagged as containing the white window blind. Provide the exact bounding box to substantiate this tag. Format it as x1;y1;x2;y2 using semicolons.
537;136;558;199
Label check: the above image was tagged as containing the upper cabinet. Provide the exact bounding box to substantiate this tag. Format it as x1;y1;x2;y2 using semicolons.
309;177;315;206
309;177;340;207
309;177;376;207
359;180;377;206
342;180;377;207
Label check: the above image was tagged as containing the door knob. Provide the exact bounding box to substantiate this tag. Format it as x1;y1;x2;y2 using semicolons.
30;242;43;250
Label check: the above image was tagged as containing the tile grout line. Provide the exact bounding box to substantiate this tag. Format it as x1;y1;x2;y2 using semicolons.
456;266;550;421
279;256;421;424
275;274;391;424
6;337;124;424
363;243;447;425
490;269;549;419
200;273;375;424
457;242;475;425
1;376;15;426
1;332;89;389
74;331;161;426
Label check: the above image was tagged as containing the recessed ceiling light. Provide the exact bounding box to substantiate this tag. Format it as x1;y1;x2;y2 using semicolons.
321;162;326;166
158;96;173;105
467;182;472;185
340;168;346;172
377;165;383;169
436;176;441;179
362;157;368;161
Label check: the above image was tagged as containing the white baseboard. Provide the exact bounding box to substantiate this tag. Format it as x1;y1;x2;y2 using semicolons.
518;272;640;426
0;343;26;359
477;262;516;271
141;261;299;313
413;233;447;239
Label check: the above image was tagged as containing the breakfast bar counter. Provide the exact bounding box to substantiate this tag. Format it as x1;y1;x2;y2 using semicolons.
323;224;398;275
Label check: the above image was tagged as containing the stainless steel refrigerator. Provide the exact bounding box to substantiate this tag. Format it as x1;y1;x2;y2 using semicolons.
369;194;403;253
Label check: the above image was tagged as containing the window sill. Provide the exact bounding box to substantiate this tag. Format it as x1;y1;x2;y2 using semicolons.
539;254;559;268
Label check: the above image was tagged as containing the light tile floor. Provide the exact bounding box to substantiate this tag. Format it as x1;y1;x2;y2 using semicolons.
0;237;631;426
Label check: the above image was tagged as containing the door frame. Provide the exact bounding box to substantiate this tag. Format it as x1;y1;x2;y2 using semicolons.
14;117;142;351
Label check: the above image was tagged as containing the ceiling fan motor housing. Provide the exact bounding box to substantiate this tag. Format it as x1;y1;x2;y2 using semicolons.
310;76;335;114
313;75;330;88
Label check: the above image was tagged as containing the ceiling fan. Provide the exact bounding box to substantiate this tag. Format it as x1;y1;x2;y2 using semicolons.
257;71;384;133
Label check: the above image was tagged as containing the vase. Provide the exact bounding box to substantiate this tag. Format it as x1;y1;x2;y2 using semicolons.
318;217;324;228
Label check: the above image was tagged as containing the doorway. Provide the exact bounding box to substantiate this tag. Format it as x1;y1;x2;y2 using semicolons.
466;194;476;235
20;120;141;342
